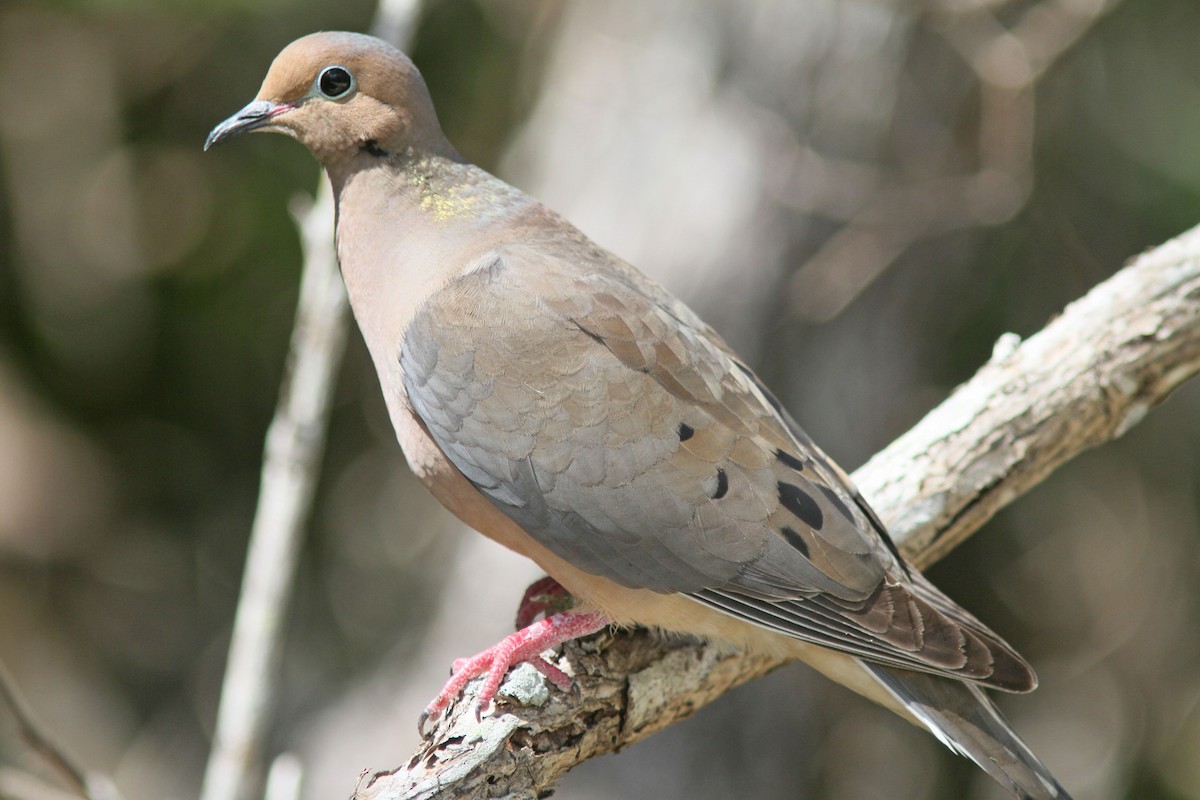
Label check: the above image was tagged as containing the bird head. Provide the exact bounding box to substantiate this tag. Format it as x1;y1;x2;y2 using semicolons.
205;31;452;166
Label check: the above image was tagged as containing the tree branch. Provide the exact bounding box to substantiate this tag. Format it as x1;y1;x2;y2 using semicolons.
787;0;1120;322
0;664;120;800
353;223;1200;800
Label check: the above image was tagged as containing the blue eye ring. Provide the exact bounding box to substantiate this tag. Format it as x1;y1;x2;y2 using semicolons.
316;65;355;99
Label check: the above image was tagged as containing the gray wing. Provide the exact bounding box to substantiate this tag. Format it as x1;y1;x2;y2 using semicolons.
400;248;1035;691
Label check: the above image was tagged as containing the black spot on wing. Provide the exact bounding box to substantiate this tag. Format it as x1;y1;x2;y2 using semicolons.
713;468;729;499
775;449;806;472
778;481;824;530
679;423;695;441
779;525;810;557
818;484;856;525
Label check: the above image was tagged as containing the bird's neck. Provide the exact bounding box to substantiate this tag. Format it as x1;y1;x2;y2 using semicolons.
329;151;535;386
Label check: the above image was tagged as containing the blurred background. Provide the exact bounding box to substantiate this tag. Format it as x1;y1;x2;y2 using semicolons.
1;0;1199;798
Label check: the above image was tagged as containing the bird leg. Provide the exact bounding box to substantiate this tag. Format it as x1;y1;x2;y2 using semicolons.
424;610;608;723
515;575;575;629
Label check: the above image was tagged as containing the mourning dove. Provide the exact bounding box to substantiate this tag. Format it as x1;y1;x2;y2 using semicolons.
207;32;1071;799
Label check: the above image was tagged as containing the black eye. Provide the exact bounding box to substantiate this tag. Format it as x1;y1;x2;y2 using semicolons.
317;66;354;98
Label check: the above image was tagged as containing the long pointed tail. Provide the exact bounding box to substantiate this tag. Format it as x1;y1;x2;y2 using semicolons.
862;661;1072;800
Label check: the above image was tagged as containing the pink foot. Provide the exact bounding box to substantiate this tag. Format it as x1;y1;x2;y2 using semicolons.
515;576;573;629
423;611;607;724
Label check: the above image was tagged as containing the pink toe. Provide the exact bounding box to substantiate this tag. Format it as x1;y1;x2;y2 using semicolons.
424;610;607;720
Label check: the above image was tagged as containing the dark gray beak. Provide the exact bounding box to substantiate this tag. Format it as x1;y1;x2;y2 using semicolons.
204;99;293;150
